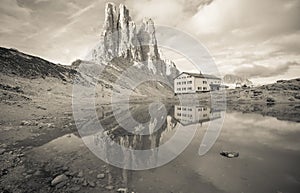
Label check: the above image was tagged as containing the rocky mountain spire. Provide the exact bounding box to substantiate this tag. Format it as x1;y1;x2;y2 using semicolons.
92;3;160;62
90;3;179;80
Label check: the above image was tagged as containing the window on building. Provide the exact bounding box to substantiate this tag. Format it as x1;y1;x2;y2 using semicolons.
182;81;186;85
183;108;186;111
187;81;192;84
203;87;207;90
177;107;181;110
203;114;207;117
187;87;192;90
182;88;186;90
203;81;207;84
197;87;202;90
177;113;181;116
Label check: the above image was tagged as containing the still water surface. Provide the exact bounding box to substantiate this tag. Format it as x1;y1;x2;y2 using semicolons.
33;104;300;193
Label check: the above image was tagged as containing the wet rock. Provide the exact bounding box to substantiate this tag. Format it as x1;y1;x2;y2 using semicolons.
220;151;239;158
97;173;105;179
51;174;68;186
105;185;114;190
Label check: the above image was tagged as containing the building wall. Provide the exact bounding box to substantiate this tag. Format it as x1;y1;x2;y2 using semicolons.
194;77;210;91
174;74;195;94
174;73;221;94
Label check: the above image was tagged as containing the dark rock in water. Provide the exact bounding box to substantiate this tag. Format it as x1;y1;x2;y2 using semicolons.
220;151;239;158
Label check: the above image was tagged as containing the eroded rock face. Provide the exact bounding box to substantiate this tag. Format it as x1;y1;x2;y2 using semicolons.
90;3;179;79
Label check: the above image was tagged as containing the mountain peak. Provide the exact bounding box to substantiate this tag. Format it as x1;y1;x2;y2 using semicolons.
91;2;160;62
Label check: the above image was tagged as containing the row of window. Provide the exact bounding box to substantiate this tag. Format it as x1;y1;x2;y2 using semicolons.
176;81;193;85
177;113;193;118
177;107;193;111
197;87;207;90
177;75;192;79
176;87;193;91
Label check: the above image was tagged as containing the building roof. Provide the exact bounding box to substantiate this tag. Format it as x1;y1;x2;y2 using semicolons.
174;72;221;80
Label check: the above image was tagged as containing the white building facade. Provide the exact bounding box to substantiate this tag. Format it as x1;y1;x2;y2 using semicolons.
174;72;221;94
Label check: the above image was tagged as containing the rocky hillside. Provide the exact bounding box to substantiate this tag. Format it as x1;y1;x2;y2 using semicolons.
227;78;300;103
0;47;76;81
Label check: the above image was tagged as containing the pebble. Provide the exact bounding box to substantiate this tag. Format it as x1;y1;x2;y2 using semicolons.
33;170;43;176
25;174;32;179
117;188;128;193
88;181;96;187
82;180;88;187
97;173;105;179
105;185;114;190
77;171;84;177
62;166;69;171
0;148;6;155
51;174;68;186
68;186;81;192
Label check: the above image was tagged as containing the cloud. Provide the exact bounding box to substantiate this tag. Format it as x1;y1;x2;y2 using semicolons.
125;0;208;26
0;0;299;84
233;61;299;78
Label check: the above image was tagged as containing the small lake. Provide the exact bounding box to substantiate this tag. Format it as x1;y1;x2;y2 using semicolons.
33;103;300;193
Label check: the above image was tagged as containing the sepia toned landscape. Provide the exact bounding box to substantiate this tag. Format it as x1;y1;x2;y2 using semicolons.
1;1;300;193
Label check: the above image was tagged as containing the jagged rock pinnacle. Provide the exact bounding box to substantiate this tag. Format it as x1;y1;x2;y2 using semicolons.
93;3;160;62
90;2;179;80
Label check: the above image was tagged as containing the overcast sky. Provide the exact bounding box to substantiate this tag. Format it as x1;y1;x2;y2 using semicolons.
1;0;299;84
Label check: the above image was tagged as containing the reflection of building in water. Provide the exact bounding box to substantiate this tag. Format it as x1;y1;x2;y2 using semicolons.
174;105;221;125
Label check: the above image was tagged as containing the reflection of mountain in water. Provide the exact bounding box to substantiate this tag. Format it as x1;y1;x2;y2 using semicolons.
83;103;225;189
174;105;222;126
